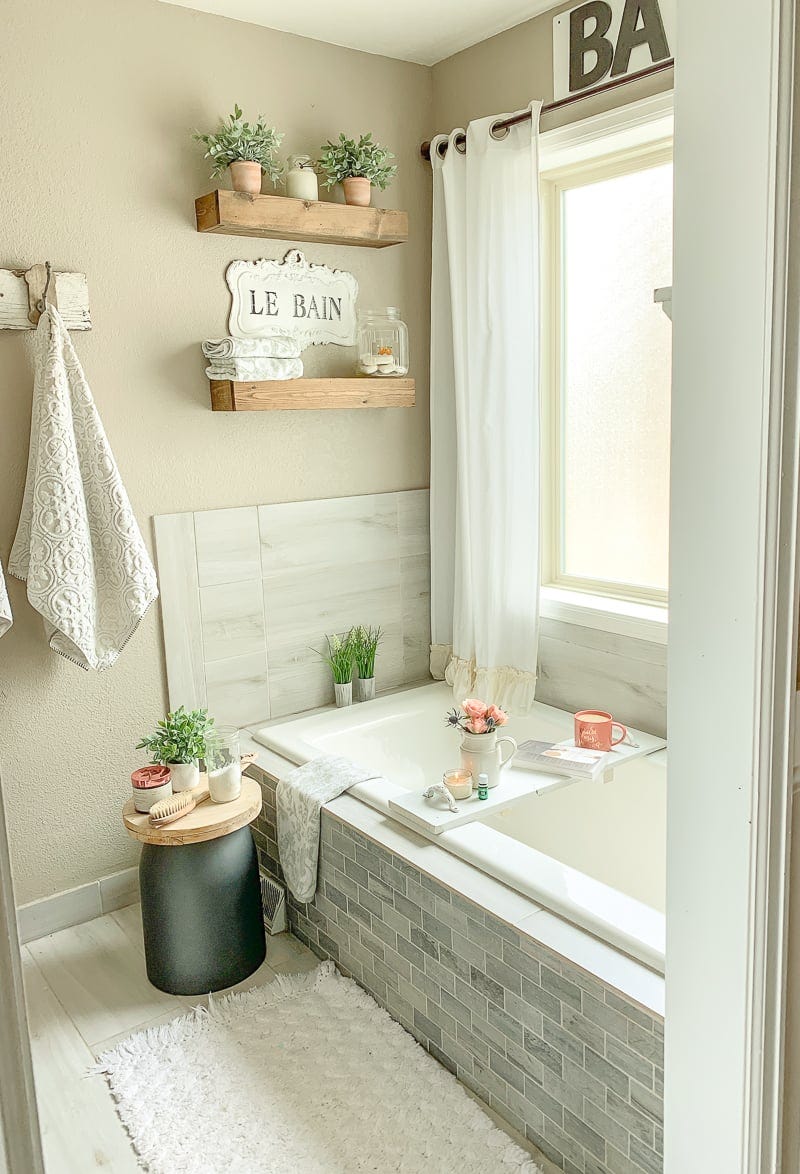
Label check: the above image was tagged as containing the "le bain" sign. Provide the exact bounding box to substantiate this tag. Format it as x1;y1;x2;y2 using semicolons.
226;250;358;347
553;0;674;102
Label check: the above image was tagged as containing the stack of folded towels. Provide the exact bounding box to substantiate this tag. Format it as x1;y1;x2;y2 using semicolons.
202;336;303;381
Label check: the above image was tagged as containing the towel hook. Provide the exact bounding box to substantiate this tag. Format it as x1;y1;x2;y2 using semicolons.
37;262;52;315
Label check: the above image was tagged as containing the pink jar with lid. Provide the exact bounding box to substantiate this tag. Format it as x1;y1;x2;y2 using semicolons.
131;765;172;813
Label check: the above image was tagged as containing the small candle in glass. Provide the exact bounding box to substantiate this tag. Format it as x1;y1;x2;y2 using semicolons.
443;768;472;800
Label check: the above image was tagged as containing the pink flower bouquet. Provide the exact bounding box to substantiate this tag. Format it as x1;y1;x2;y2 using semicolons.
446;698;509;735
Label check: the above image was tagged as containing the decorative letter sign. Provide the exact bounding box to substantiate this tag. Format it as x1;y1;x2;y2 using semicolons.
553;0;674;101
226;250;358;347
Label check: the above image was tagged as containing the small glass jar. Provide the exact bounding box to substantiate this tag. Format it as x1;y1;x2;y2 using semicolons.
206;726;242;804
356;308;409;377
285;154;319;202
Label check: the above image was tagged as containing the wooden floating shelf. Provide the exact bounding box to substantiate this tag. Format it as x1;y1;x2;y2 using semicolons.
210;377;415;412
195;190;408;248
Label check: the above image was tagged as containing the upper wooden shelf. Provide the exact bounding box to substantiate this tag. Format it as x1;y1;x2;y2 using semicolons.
195;190;409;248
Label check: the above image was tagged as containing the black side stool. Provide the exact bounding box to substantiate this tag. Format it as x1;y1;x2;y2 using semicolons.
123;776;266;995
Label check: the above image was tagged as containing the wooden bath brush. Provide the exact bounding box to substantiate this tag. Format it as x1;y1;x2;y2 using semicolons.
148;784;210;828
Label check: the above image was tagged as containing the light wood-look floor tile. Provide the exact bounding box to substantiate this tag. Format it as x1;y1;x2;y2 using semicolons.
26;913;185;1048
22;951;140;1173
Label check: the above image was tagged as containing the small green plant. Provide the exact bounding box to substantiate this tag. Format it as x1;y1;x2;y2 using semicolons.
317;132;397;191
350;625;382;679
193;104;284;183
312;632;355;684
136;706;216;765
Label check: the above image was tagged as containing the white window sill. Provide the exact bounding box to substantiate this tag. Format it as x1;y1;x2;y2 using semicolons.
540;586;668;645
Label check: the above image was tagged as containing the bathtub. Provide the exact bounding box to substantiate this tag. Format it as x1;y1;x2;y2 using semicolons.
254;681;666;972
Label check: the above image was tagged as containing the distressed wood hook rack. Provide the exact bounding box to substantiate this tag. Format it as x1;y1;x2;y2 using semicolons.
0;264;91;331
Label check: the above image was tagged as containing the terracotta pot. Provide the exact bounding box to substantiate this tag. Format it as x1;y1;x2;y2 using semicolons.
342;177;372;207
230;160;262;195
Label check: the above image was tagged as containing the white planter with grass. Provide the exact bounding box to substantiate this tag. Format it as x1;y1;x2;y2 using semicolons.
355;677;376;702
352;625;382;704
334;682;353;708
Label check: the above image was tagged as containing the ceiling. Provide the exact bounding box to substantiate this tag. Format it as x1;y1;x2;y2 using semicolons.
159;0;555;65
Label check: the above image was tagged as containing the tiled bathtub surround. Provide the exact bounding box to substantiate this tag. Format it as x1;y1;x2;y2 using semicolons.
153;489;431;724
252;773;664;1174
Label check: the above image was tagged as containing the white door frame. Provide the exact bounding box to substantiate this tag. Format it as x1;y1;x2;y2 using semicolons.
0;773;44;1174
667;0;797;1170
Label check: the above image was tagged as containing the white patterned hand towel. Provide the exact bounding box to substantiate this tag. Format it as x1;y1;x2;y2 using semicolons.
277;755;381;902
205;356;303;381
9;308;158;669
202;336;301;360
0;560;11;637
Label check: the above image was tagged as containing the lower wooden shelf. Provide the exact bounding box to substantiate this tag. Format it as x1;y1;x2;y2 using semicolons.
210;377;415;412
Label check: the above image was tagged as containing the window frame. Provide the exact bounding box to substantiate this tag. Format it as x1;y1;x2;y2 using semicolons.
540;138;674;612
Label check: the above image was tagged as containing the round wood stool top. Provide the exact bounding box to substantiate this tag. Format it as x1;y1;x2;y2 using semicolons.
123;775;262;846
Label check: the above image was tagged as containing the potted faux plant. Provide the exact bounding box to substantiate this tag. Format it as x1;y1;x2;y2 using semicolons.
136;706;216;792
446;699;517;790
317;132;397;207
313;632;355;707
351;624;382;702
193;104;283;195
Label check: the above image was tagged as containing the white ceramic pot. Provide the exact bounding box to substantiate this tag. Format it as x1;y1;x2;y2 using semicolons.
459;731;517;789
355;676;376;702
168;761;200;792
334;681;353;708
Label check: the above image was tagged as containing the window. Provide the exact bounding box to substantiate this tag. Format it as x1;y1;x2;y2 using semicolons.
542;145;673;608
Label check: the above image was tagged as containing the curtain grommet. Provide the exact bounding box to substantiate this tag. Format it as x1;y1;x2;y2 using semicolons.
490;120;510;141
454;134;467;154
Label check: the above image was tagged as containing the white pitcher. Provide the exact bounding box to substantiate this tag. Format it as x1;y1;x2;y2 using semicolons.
460;730;517;790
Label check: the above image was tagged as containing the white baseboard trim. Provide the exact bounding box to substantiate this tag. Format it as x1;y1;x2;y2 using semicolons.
16;866;139;945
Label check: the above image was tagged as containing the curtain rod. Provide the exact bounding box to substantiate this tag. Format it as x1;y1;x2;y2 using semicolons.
419;59;674;160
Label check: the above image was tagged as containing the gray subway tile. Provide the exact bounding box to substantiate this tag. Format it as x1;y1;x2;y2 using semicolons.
466;917;504;958
489;1048;526;1094
410;925;439;961
413;1009;442;1048
541;965;582;1012
434;896;470;934
627;1021;664;1067
505;990;544;1035
561;1006;605;1054
358;926;386;961
486;952;523;996
606;1088;656;1145
629;1136;662;1174
505;1038;545;1083
343;857;369;888
454;976;489;1019
563;1108;606;1161
381;903;411;939
582;992;630;1043
440;988;472;1029
582;1097;630;1153
393;891;424;926
630;1079;664;1126
563;1056;604;1108
606;1035;655;1090
502;939;540;980
425;997;457;1040
470;964;505;1007
410;964;441;1002
437;942;472;983
451;929;486;968
406;878;437;915
357;886;384;920
524;1076;565;1128
523;1027;564;1077
584;1048;630;1099
396;934;425;970
369;916;397;950
456;1022;490;1065
422;910;454;948
543;1017;585;1069
606;988;656;1031
521;976;562;1024
487;1000;525;1046
424;954;457;995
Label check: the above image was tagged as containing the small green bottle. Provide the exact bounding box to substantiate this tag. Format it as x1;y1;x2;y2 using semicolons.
477;773;489;800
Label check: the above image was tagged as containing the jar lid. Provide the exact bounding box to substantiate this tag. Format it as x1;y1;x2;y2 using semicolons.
288;154;314;169
131;765;171;789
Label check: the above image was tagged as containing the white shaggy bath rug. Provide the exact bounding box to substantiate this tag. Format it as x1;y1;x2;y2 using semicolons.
98;961;542;1174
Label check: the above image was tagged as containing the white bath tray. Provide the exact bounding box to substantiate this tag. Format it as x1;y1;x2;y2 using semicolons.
387;728;666;835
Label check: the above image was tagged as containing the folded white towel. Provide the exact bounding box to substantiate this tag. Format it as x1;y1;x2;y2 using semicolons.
202;336;301;360
277;755;381;903
0;559;11;638
9;308;158;669
205;357;304;382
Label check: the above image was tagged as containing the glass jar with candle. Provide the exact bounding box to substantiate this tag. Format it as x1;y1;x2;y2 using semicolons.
356;308;409;377
285;154;319;201
205;726;242;804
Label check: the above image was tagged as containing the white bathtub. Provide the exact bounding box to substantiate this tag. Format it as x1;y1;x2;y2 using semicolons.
255;681;666;971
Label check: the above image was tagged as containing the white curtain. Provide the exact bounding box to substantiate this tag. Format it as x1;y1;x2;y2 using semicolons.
429;103;542;713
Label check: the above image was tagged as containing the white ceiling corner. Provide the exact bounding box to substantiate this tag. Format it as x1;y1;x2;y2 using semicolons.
157;0;556;66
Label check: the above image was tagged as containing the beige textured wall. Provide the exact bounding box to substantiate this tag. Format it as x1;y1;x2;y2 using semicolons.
0;0;433;904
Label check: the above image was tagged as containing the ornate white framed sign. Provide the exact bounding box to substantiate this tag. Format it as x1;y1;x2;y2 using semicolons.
226;250;358;347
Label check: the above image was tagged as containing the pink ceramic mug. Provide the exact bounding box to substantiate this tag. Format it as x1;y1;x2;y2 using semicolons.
574;710;627;752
